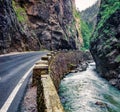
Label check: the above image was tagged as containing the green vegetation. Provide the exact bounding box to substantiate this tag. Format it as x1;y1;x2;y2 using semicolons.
98;1;120;29
73;7;83;43
73;8;93;50
71;7;83;50
115;55;120;63
80;19;93;49
80;1;100;50
77;13;93;50
12;0;27;22
67;21;76;35
93;0;120;39
73;2;100;50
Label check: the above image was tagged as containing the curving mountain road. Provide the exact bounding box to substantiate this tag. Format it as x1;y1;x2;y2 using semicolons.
0;51;48;112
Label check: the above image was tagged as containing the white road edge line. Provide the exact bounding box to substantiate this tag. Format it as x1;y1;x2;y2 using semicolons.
0;65;35;112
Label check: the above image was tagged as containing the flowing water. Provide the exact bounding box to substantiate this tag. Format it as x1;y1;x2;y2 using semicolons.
59;63;120;112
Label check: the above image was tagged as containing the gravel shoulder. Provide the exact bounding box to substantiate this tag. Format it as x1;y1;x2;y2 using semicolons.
20;78;37;112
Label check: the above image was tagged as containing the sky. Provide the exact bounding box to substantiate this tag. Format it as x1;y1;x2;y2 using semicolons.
75;0;98;11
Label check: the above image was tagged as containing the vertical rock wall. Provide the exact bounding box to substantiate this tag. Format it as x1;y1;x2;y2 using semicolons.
0;0;40;54
0;0;82;54
90;0;120;89
15;0;82;50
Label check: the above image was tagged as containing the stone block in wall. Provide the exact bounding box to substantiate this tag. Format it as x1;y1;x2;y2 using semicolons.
32;64;48;86
35;60;48;65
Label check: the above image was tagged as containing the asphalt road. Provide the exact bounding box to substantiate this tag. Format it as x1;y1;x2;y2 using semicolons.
0;51;47;112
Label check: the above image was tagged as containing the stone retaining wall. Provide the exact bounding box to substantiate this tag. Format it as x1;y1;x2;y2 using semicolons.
32;51;90;112
49;51;86;89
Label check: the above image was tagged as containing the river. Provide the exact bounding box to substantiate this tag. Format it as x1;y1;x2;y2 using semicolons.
59;62;120;112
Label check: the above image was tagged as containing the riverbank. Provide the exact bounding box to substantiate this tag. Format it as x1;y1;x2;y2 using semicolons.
20;50;92;112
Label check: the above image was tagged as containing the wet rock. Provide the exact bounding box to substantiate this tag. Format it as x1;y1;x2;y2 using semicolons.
77;62;88;72
95;101;108;108
70;70;78;73
83;51;93;61
68;63;77;71
116;79;120;89
109;79;118;86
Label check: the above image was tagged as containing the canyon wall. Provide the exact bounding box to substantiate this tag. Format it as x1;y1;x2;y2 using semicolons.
0;0;82;54
80;0;100;30
0;0;40;54
90;0;120;89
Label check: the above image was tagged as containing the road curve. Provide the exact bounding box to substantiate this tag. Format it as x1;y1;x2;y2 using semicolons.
0;51;48;112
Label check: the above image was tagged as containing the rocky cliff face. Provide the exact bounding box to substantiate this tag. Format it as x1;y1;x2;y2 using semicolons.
76;0;100;50
19;0;82;50
80;0;100;30
90;0;120;89
0;0;40;54
0;0;82;54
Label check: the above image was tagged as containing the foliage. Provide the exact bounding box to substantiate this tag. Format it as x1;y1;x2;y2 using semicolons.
92;0;120;39
80;19;93;49
73;7;82;39
73;8;92;50
74;9;93;50
98;1;120;29
74;1;100;50
74;11;92;51
12;0;27;22
115;55;120;63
